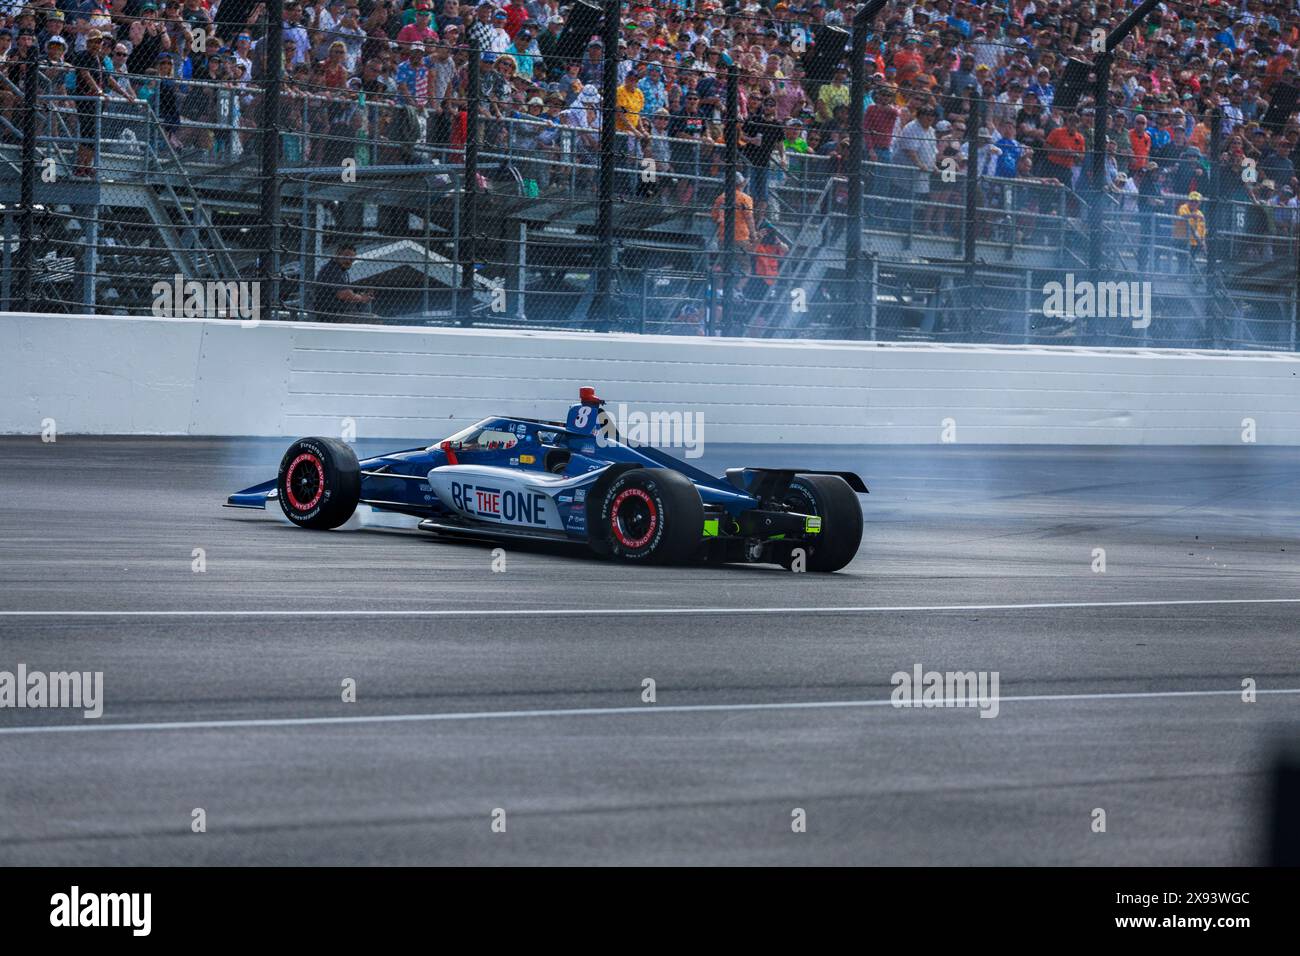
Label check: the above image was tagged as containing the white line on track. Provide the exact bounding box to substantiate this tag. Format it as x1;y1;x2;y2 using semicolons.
1;689;1297;736
3;597;1300;617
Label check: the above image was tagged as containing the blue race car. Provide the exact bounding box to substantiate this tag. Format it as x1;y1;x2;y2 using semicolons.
227;387;867;571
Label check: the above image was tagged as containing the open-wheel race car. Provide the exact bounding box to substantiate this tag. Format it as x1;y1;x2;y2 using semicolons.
227;387;867;571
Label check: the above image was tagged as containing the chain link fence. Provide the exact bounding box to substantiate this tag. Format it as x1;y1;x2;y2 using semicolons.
1;3;1297;351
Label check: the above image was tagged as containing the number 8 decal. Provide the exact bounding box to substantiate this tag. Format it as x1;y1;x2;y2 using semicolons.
575;405;591;429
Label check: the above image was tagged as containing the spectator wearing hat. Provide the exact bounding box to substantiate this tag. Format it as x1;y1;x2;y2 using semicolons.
639;61;667;116
1173;190;1207;271
41;35;73;113
125;4;169;77
578;37;603;86
534;15;563;74
394;41;429;106
563;83;601;188
511;91;548;177
505;21;539;81
181;49;232;152
1027;66;1054;108
532;89;567;179
397;3;437;47
667;88;708;204
67;31;110;176
637;106;673;203
615;61;644;135
483;6;512;53
153;50;183;147
36;8;65;52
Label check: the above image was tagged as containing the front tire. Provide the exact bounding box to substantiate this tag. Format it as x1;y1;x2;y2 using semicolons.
277;437;360;530
595;468;703;564
779;474;862;572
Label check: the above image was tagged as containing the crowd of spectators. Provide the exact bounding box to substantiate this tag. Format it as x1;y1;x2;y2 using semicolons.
4;0;1300;257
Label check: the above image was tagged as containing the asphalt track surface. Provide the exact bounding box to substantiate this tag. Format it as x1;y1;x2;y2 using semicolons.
1;437;1297;865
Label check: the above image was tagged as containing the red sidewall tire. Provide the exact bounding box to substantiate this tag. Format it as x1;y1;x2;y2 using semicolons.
596;468;703;564
277;437;361;530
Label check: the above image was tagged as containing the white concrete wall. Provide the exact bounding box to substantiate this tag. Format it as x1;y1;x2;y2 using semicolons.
3;312;1299;443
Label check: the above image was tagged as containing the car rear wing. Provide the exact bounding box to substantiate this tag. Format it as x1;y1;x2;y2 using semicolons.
725;468;869;500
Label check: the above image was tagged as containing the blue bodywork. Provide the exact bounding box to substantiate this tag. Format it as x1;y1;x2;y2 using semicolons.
227;396;836;543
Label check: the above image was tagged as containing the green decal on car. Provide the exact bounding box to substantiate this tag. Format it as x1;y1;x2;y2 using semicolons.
805;516;822;534
702;518;719;538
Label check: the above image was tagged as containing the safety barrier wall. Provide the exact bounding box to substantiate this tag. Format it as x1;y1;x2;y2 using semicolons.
3;312;1299;444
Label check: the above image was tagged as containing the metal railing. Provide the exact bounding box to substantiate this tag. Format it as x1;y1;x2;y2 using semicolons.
1;46;1296;350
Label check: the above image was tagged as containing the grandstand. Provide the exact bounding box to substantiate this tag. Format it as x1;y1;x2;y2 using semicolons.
1;0;1298;347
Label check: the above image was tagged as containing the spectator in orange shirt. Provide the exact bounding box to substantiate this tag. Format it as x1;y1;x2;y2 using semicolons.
1044;112;1086;187
747;223;788;301
1128;114;1153;173
893;35;925;85
711;173;755;248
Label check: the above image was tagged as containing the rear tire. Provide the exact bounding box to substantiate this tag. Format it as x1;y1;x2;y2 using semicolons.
595;468;703;564
779;474;862;572
277;437;361;530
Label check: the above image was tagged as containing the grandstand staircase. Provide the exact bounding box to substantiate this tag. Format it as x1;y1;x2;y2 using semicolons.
0;100;241;312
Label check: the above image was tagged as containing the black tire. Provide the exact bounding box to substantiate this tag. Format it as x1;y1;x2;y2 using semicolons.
594;468;703;564
276;437;361;530
779;474;862;572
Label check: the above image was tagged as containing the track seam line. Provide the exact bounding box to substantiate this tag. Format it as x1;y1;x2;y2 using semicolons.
1;689;1296;736
5;596;1300;617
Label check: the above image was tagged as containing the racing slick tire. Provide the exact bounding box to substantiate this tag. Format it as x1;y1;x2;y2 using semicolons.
596;468;703;564
276;437;361;530
778;474;862;572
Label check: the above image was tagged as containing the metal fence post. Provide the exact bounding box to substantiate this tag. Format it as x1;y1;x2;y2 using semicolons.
18;44;37;312
459;38;481;326
260;0;284;318
1087;51;1111;291
722;62;738;336
845;1;887;338
1207;106;1222;278
963;92;982;335
846;9;869;338
589;0;620;331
